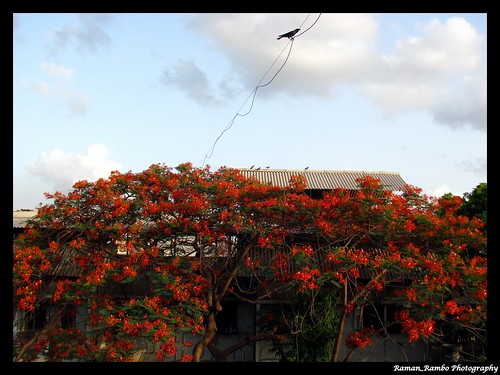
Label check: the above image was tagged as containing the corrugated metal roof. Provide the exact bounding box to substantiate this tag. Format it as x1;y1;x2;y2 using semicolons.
238;169;407;191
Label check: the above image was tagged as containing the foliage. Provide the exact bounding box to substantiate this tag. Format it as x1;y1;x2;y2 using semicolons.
263;286;341;362
459;182;487;235
13;163;487;362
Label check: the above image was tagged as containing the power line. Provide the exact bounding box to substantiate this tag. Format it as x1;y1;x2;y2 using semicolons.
199;14;322;168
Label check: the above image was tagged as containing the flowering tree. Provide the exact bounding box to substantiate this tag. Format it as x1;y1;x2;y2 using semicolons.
287;178;485;361
13;163;487;362
240;177;487;362
316;178;486;361
13;163;317;362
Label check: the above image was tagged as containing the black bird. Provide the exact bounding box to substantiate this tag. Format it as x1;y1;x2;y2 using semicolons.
277;28;300;40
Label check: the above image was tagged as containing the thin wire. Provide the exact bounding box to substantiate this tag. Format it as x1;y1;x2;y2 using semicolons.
199;14;322;168
200;43;293;164
199;42;295;166
295;13;322;39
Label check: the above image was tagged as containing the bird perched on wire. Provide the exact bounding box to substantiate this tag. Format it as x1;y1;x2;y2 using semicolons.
277;28;300;40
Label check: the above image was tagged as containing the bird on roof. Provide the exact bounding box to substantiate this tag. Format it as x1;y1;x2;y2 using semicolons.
277;28;300;40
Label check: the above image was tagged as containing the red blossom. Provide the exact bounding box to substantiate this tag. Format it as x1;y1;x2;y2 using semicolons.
345;326;375;349
12;164;486;362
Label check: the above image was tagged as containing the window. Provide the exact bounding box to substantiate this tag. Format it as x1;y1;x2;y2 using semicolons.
24;304;49;330
361;303;402;334
215;300;238;334
17;303;76;332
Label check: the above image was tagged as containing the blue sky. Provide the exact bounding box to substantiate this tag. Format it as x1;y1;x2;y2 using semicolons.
13;13;487;210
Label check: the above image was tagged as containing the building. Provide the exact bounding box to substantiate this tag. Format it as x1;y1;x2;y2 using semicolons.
13;169;434;362
13;209;38;237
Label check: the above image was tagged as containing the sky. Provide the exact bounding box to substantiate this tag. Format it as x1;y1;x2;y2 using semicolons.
12;13;487;210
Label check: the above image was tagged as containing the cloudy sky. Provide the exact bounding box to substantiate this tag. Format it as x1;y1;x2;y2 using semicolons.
13;13;486;210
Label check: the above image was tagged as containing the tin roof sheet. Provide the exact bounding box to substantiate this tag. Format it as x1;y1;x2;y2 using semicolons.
238;169;407;191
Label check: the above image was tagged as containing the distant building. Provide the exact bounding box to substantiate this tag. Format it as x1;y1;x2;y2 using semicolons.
13;209;37;237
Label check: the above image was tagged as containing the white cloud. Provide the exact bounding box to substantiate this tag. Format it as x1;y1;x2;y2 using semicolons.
20;79;51;98
456;156;487;177
361;16;485;130
429;74;486;130
186;13;378;96
42;62;74;80
19;62;90;115
160;59;222;106
28;144;122;194
48;13;114;55
65;90;90;115
181;13;485;131
388;17;482;75
426;184;454;198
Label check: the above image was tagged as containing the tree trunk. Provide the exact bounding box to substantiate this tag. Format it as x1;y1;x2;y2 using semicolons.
14;306;64;362
331;280;348;362
192;310;218;362
192;241;256;362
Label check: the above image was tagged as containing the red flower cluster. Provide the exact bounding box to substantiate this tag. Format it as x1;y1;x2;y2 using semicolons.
394;310;435;342
345;326;375;349
292;267;321;292
12;163;486;362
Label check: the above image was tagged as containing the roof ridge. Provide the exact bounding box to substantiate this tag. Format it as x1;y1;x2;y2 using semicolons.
237;168;401;175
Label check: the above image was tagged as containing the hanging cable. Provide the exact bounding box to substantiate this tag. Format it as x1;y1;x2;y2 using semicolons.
199;14;322;168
